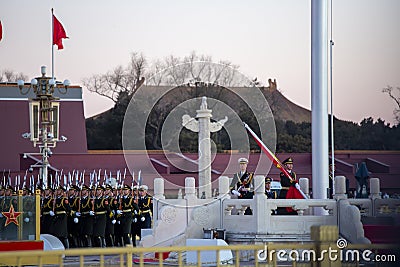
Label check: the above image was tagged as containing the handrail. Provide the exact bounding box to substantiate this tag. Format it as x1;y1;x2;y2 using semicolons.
0;243;397;267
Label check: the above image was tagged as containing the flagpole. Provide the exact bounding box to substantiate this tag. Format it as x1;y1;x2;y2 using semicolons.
51;8;54;80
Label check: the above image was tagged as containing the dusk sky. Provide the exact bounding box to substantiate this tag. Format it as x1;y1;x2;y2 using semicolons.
1;0;399;125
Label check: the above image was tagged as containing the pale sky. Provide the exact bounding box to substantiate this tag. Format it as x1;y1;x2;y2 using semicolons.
1;0;399;125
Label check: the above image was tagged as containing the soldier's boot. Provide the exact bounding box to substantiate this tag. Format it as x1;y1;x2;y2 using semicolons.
68;235;75;248
94;236;101;247
106;234;114;247
84;235;92;247
123;234;131;246
73;235;80;247
132;235;136;247
62;238;70;249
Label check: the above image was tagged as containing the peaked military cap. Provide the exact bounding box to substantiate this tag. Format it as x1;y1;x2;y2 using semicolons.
81;184;90;191
105;184;113;190
238;157;248;164
282;157;293;165
69;185;80;191
265;177;273;183
122;184;131;190
139;185;148;191
96;185;105;191
56;185;67;191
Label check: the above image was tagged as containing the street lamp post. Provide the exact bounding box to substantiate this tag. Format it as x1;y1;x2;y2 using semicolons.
18;66;70;188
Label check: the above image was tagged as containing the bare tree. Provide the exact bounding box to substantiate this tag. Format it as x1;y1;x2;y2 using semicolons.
82;52;147;103
0;69;28;83
382;85;400;124
146;51;242;87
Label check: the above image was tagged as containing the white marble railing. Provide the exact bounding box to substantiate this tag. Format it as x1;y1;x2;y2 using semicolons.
347;199;373;216
222;197;337;235
374;198;400;218
142;175;397;248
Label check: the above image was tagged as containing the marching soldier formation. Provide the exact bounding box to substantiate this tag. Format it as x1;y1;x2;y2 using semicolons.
36;183;153;248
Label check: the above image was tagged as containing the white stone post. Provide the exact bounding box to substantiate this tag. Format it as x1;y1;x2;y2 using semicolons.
153;178;165;200
334;176;347;200
218;176;230;198
299;178;310;197
254;175;267;234
185;177;196;200
369;178;381;200
254;175;265;195
197;107;212;199
152;178;164;223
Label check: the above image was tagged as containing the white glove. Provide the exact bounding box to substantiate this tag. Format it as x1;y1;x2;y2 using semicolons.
24;217;30;223
89;210;95;216
111;210;115;215
117;220;121;224
74;217;79;223
27;211;32;216
0;213;3;218
133;218;137;223
75;212;81;217
134;210;138;215
111;219;116;224
116;210;122;215
232;190;241;197
49;211;55;216
295;183;301;190
140;216;145;222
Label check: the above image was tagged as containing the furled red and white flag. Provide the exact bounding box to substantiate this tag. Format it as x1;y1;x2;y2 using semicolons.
53;14;68;49
0;20;3;42
243;122;308;201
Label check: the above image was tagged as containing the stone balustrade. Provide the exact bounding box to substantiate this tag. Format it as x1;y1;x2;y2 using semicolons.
141;174;398;248
222;198;336;235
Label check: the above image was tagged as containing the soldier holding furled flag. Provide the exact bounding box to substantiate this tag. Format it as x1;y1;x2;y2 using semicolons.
278;157;300;215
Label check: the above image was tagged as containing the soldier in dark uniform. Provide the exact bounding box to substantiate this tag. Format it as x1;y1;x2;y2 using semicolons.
67;185;80;248
130;185;141;243
138;185;152;238
278;157;298;215
93;186;110;247
104;185;117;247
230;158;254;214
118;184;139;246
79;185;95;247
22;186;35;240
113;186;123;247
230;158;254;199
2;186;18;240
40;187;54;235
265;177;277;199
52;185;71;248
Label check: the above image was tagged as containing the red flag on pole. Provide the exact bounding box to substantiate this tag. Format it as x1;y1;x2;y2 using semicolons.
243;122;308;201
53;15;68;50
243;123;292;179
0;20;3;42
286;186;305;212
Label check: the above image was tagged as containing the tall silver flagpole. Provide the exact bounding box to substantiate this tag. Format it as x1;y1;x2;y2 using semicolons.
311;0;329;203
330;0;335;186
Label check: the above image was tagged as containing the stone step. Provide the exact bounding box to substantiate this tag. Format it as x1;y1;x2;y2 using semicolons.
226;233;312;244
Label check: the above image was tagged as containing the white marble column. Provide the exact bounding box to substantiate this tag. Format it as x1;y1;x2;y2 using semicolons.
197;107;212;198
182;96;227;199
